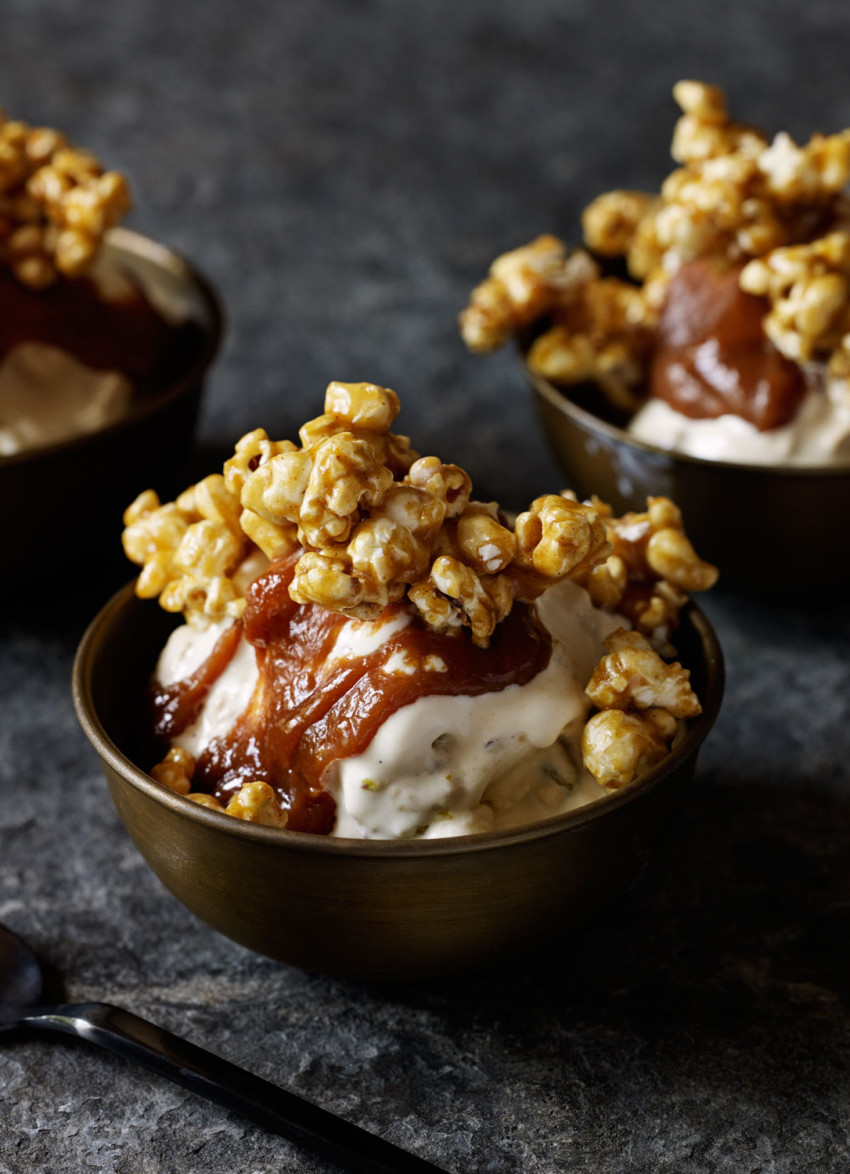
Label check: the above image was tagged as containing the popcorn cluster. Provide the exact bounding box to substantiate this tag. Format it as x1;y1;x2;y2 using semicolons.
0;108;131;288
460;235;656;412
125;382;716;807
582;629;700;790
461;80;850;395
124;380;616;648
585;495;718;655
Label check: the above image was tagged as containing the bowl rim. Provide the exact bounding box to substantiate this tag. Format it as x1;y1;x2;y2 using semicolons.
0;226;224;469
525;359;850;479
72;579;725;860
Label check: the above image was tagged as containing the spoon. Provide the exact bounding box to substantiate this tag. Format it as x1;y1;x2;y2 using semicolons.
0;923;447;1174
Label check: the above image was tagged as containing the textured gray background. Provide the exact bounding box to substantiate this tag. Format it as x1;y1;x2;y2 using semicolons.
2;1;850;1171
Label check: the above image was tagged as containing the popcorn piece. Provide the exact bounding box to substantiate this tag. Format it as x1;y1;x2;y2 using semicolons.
323;380;401;433
453;507;516;576
408;556;513;647
223;428;298;499
581;620;699;791
239;508;298;561
585;628;701;718
298;381;417;478
122;491;195;601
1;109;131;286
526;287;654;411
347;485;445;594
513;494;611;592
759;129;850;205
646;526;720;593
298;433;395;548
581;190;660;258
159;518;246;619
582;707;679;790
670;80;767;165
150;746;195;796
407;456;472;518
225;781;288;828
290;550;367;613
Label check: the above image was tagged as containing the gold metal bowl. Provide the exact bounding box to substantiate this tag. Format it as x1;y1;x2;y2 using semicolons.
72;582;724;983
527;364;850;590
0;228;223;578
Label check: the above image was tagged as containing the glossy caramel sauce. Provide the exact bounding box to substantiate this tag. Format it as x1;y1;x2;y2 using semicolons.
649;258;806;431
152;551;552;835
0;267;200;395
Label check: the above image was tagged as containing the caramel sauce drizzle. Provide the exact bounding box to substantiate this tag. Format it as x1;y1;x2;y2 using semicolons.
649;258;806;431
152;551;552;835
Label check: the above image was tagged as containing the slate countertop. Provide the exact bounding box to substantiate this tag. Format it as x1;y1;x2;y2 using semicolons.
2;3;850;1171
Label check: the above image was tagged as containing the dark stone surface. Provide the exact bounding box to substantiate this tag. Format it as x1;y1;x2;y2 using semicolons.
2;2;850;1171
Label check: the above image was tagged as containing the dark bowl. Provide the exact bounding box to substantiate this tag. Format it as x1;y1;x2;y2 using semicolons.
526;365;850;590
0;228;223;580
72;581;724;983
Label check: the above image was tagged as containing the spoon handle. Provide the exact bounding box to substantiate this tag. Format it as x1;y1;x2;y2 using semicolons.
24;1002;447;1174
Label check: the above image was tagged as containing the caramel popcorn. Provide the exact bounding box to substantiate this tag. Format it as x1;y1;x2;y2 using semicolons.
460;236;656;410
130;383;717;819
582;707;678;790
740;233;850;361
127;381;642;643
0;108;131;287
224;781;288;828
571;495;716;790
150;746;195;796
460;80;850;403
459;235;597;353
575;495;717;654
585;628;701;717
122;475;250;623
580;627;700;791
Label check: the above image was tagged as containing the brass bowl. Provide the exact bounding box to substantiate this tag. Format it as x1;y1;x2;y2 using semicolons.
527;365;850;590
0;228;223;579
73;582;724;983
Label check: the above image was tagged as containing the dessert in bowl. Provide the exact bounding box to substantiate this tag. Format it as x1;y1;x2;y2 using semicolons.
73;382;723;980
0;109;222;577
460;82;850;586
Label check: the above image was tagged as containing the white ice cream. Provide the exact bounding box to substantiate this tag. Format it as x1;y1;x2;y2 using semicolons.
627;372;850;466
155;579;624;840
0;341;132;456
